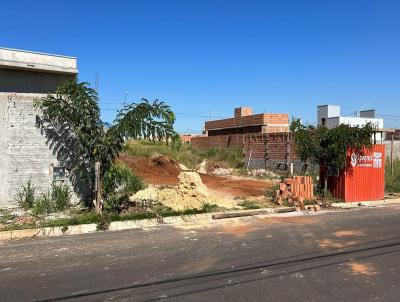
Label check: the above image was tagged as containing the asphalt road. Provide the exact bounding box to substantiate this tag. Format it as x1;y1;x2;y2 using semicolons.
1;205;400;302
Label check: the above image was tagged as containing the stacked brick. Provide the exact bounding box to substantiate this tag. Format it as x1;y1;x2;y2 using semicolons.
275;176;316;210
289;176;314;199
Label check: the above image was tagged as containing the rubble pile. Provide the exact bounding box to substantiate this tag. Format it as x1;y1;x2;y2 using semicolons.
212;168;233;176
275;176;318;211
248;169;280;178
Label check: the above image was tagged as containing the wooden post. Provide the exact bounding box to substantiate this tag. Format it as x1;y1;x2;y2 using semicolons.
246;149;252;171
95;161;101;214
286;133;291;171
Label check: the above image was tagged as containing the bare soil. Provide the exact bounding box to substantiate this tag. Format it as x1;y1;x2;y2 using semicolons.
119;155;274;198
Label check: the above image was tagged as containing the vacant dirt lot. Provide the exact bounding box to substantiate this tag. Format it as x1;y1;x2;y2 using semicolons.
119;155;274;198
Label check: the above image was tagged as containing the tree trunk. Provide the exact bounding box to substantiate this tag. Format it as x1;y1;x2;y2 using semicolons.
95;161;102;214
324;169;328;196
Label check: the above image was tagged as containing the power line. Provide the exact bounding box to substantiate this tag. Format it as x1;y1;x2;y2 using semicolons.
100;107;229;119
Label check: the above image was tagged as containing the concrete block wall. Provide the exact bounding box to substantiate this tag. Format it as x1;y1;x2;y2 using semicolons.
0;93;77;207
385;141;400;160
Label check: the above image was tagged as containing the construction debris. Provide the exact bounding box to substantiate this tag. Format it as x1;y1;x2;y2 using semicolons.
212;168;233;176
130;171;239;211
196;160;207;174
248;169;280;178
275;176;317;211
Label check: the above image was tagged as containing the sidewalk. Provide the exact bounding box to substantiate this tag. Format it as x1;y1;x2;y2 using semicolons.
1;198;399;241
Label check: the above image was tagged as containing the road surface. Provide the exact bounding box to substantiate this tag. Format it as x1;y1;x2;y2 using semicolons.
1;205;400;301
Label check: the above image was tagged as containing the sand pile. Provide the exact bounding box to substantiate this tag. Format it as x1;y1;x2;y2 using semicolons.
130;171;238;211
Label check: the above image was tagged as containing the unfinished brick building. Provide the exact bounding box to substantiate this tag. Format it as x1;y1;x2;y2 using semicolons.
190;107;306;171
191;107;289;149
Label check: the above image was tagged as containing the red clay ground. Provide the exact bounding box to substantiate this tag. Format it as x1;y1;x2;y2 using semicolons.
119;155;275;198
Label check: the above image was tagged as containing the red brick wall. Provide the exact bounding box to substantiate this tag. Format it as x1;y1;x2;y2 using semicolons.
191;132;299;162
191;134;245;149
234;107;253;118
243;133;299;161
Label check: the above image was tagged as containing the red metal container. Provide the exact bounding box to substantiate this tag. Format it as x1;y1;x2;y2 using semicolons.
321;144;385;202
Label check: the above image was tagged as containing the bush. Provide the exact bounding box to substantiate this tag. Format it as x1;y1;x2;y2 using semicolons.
14;181;72;214
32;192;53;215
15;180;36;210
51;183;72;211
102;163;146;212
265;183;279;199
237;200;262;209
96;213;111;231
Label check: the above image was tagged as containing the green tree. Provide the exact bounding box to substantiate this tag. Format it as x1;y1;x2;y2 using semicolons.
290;119;373;194
35;80;178;208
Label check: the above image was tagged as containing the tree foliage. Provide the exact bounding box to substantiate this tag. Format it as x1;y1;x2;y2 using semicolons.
290;119;373;173
34;80;178;203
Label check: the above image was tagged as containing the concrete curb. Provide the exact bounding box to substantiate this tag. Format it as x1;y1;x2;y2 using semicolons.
0;207;292;241
3;199;398;241
331;198;400;209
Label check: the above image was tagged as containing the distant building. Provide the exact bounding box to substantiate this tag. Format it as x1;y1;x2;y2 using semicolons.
179;134;205;144
317;104;384;141
0;47;78;207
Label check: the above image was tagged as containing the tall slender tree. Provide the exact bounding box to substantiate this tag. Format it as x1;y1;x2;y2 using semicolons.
35;80;178;204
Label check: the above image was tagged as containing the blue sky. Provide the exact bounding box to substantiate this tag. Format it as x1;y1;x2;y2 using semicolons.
1;0;399;132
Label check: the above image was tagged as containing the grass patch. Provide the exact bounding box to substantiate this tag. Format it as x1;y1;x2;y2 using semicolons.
122;139;244;169
265;184;279;199
386;159;400;193
237;200;262;210
1;203;223;232
13;181;72;216
0;209;15;225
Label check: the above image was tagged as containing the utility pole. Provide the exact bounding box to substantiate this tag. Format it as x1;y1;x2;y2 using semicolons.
95;72;99;93
94;72;101;214
124;91;128;106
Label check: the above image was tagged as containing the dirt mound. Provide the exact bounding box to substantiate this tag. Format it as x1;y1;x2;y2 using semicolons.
121;154;275;197
119;155;180;185
130;172;238;211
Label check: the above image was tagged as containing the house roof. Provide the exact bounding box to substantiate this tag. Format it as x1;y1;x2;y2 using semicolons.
0;47;78;74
